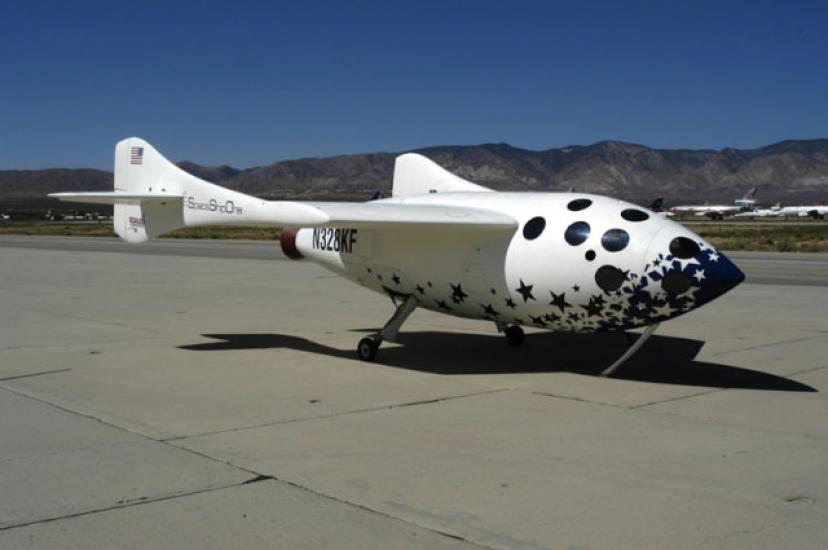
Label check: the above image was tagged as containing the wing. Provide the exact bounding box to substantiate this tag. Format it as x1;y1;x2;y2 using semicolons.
301;202;517;229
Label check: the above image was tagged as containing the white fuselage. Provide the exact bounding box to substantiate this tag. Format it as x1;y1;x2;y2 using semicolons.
668;205;742;217
773;205;828;218
295;192;743;334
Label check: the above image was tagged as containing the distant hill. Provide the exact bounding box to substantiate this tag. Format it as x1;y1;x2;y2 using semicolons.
3;139;828;208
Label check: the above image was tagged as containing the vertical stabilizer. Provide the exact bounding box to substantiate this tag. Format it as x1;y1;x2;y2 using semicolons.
392;153;492;197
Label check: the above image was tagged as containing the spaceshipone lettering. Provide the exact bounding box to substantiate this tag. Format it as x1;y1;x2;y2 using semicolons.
186;197;244;215
312;227;358;253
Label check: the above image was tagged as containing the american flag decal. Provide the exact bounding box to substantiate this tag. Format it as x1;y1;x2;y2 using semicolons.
130;147;144;165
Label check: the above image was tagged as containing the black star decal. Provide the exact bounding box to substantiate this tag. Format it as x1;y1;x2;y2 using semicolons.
515;279;536;302
582;295;605;317
427;281;433;287
490;288;497;295
504;297;516;309
549;291;571;312
391;273;401;285
572;284;580;292
481;303;500;317
377;274;383;281
436;299;451;311
450;283;468;304
416;284;425;295
568;311;581;322
529;315;546;327
366;267;372;273
545;312;561;323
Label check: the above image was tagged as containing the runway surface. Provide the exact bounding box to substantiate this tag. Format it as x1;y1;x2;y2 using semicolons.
1;236;827;549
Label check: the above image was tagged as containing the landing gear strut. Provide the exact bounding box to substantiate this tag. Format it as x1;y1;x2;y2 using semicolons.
600;322;660;377
356;295;418;362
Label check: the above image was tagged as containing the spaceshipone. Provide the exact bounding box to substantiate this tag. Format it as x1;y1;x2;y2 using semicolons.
51;138;745;374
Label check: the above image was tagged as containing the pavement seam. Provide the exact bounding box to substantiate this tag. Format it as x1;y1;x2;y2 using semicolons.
530;391;627;409
710;333;827;357
265;476;497;550
0;368;71;381
629;388;724;410
165;388;511;442
0;481;246;532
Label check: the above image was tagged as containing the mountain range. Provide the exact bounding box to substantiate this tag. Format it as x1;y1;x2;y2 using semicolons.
2;139;828;209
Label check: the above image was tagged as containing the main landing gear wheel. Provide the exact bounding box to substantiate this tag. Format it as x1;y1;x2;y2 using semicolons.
357;337;380;362
356;295;419;362
505;325;525;347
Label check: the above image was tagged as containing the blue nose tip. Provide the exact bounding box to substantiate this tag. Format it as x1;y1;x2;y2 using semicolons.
694;249;745;305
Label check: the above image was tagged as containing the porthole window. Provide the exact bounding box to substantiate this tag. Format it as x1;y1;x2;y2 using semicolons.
621;209;649;222
564;221;590;246
601;228;629;252
661;271;691;294
567;198;592;211
585;249;596;261
669;237;700;259
595;265;626;293
523;217;546;240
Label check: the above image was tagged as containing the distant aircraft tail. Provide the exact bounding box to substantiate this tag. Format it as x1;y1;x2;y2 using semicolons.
742;186;757;201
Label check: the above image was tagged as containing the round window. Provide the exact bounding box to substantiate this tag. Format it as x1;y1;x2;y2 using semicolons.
523;217;546;240
564;221;590;246
567;198;592;211
601;228;630;252
595;265;626;293
621;209;649;222
669;237;700;259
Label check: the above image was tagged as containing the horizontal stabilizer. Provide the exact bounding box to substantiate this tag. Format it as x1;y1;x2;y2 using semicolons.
49;192;184;205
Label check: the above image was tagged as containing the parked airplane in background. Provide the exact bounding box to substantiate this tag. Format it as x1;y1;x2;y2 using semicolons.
734;202;781;219
668;187;758;219
50;138;745;375
772;203;828;219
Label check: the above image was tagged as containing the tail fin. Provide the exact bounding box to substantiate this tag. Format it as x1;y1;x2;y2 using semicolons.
52;138;278;242
742;186;757;200
392;153;492;197
112;138;188;242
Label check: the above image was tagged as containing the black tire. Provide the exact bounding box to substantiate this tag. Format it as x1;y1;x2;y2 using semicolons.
505;325;525;347
357;337;379;361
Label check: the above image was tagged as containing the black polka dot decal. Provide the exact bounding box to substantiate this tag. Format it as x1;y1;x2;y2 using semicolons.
564;221;590;246
567;198;592;211
585;249;596;261
601;228;629;252
595;265;625;292
661;271;691;294
621;209;649;222
669;237;700;259
523;217;546;240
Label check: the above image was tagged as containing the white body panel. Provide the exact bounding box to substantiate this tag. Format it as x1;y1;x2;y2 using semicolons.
51;137;745;335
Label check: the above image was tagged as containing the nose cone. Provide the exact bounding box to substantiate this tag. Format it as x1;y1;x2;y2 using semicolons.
691;247;745;306
635;231;745;325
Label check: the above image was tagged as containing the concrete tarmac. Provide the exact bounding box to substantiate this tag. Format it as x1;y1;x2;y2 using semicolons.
0;236;826;549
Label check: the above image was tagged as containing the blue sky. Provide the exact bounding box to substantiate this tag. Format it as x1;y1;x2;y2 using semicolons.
2;0;826;169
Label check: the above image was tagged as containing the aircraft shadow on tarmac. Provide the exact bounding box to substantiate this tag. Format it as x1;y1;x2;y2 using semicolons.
179;331;815;392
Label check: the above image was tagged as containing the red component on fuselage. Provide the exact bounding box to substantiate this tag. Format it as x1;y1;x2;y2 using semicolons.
280;227;303;260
